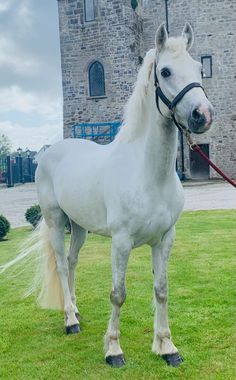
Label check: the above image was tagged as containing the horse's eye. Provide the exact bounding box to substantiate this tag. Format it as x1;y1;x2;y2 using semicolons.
161;68;171;78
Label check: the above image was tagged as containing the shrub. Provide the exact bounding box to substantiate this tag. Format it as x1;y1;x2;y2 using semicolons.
25;205;72;233
0;215;10;240
25;204;42;228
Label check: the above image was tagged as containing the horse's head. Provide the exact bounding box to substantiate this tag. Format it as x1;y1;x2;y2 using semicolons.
155;23;214;134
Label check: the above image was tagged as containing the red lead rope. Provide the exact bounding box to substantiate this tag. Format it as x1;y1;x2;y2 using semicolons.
185;133;236;189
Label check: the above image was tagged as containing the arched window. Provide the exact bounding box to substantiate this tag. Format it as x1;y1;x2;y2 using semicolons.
84;0;95;22
88;61;105;97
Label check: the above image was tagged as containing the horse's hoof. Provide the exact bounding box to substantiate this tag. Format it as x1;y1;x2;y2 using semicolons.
66;324;80;335
105;354;125;368
161;352;183;367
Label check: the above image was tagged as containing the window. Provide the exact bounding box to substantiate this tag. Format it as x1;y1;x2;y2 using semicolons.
84;0;95;22
201;55;212;78
88;61;105;97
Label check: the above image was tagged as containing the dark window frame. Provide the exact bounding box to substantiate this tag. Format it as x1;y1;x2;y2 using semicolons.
84;0;95;22
88;61;106;97
201;55;212;78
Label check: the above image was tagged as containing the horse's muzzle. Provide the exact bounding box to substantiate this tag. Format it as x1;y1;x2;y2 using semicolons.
188;105;214;134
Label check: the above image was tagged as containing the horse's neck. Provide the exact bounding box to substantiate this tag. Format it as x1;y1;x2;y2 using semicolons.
142;95;178;184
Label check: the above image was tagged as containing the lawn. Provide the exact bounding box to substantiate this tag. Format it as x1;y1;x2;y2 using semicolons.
0;210;235;380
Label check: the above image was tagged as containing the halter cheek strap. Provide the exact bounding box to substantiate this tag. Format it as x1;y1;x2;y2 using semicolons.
153;61;207;133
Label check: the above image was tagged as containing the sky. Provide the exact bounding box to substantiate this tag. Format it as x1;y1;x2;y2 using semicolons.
0;0;63;151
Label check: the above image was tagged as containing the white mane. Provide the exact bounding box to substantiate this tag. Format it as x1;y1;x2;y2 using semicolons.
115;37;188;143
116;49;156;143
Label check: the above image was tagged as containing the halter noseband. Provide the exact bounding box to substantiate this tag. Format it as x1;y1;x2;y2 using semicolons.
153;61;206;133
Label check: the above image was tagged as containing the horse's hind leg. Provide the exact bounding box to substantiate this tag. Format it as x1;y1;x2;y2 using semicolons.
152;226;183;367
67;220;87;321
42;207;80;334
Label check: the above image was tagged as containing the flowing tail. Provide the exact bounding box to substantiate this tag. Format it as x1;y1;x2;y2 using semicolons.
0;219;64;310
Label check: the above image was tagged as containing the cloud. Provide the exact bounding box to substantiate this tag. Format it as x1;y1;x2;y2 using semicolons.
0;120;63;151
0;1;63;152
0;36;38;76
0;0;33;32
0;0;14;13
0;85;63;151
0;0;62;94
17;0;33;29
0;85;62;118
0;86;37;114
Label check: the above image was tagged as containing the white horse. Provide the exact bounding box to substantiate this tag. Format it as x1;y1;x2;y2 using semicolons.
1;23;213;367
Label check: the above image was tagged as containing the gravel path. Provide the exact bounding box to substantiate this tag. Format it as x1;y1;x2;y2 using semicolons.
0;181;235;228
183;181;236;211
0;183;38;228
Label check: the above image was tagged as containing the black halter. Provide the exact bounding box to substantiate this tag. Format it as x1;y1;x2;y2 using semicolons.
153;61;206;133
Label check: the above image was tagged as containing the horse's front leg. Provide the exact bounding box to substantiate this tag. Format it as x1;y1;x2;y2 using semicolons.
104;234;132;368
152;226;183;367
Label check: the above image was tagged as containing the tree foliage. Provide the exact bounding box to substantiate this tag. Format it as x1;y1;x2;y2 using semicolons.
0;133;12;157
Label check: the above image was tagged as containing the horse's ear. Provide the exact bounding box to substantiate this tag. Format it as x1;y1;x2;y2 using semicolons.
155;23;168;52
182;22;194;51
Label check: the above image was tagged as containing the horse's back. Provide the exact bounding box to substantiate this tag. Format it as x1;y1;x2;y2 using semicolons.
37;138;105;170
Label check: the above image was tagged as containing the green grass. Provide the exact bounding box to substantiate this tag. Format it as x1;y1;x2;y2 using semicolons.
0;210;235;380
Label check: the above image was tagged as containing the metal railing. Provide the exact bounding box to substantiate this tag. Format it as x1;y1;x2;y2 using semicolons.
0;155;37;187
72;122;121;144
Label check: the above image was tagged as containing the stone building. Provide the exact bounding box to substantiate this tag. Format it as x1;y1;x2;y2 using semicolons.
57;0;236;179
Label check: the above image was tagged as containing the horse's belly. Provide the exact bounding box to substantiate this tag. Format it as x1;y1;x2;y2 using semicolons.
61;199;109;235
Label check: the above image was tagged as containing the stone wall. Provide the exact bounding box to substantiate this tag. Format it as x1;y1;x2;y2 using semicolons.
58;0;236;178
58;0;142;138
141;0;236;179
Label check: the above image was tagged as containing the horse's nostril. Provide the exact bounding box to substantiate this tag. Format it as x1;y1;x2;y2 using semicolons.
192;108;201;121
188;107;209;132
191;108;206;126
